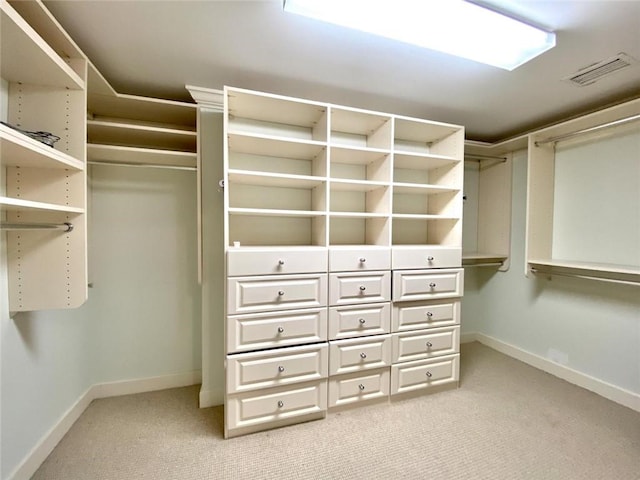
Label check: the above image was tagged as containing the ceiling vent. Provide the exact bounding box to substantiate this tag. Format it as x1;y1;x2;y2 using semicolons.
563;53;637;86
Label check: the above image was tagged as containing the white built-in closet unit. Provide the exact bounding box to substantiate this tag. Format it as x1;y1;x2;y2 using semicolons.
222;86;465;438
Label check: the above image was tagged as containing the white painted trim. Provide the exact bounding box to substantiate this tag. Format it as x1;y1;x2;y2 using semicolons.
474;333;640;413
7;387;94;480
92;370;202;399
7;371;202;480
460;332;478;344
186;85;224;111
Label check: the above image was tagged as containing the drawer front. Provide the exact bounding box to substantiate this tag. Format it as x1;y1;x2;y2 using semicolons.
392;247;461;270
227;273;327;315
391;354;459;395
392;269;463;302
392;300;460;332
329;335;391;375
227;308;327;353
329;247;391;272
392;326;460;363
227;344;328;394
227;380;327;431
329;302;390;340
227;248;327;276
329;271;391;306
328;368;390;408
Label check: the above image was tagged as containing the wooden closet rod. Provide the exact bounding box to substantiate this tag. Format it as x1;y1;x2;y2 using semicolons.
530;268;639;287
535;113;640;147
1;222;73;232
88;160;197;172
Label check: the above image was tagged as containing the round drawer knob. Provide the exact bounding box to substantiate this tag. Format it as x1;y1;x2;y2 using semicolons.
359;257;366;263
277;400;284;408
426;342;433;348
359;286;366;291
278;290;285;296
427;256;434;262
278;259;285;266
429;283;436;288
277;326;284;333
426;312;433;318
426;371;433;378
278;366;285;372
360;352;367;359
358;384;366;391
358;318;366;325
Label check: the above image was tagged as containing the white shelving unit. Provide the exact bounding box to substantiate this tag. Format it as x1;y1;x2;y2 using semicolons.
1;0;88;311
222;86;464;438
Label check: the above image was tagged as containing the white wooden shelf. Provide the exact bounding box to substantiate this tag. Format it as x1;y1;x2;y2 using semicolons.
393;152;460;170
329;212;388;218
462;252;508;267
1;123;84;170
393;183;459;194
529;260;640;284
330;145;390;165
1;1;84;90
229;208;326;217
87;143;197;168
392;213;460;220
228;131;326;159
228;169;325;189
87;119;196;151
0;196;84;214
330;179;389;192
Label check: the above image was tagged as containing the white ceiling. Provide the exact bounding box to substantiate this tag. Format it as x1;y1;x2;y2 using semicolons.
44;0;640;142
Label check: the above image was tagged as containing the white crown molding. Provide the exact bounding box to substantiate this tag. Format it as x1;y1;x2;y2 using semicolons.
186;85;224;111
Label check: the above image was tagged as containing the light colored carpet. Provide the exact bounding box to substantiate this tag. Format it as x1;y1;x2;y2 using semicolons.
32;342;640;479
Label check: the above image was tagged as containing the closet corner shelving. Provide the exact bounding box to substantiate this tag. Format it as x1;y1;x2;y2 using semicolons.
86;63;197;170
461;140;516;271
2;0;88;311
525;98;640;285
222;86;465;438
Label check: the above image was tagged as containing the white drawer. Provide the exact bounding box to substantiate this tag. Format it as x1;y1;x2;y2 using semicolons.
329;368;390;408
227;247;327;276
392;247;461;270
329;335;391;375
391;354;459;395
227;273;327;315
328;302;391;340
392;326;460;363
226;380;327;432
227;308;327;353
329;247;391;272
329;271;391;306
227;344;328;394
392;300;460;332
392;268;463;302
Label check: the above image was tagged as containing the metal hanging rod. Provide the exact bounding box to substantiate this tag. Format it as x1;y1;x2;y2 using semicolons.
463;262;505;268
1;222;73;232
530;268;639;287
88;160;197;172
464;153;507;162
534;113;640;147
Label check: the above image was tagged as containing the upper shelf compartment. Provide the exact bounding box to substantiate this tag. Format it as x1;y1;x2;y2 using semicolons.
330;106;392;151
1;0;84;90
394;116;464;159
226;86;328;143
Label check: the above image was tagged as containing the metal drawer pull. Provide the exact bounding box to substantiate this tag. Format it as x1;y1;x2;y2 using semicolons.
427;256;434;261
426;312;433;317
358;384;365;391
360;352;367;359
278;366;285;372
278;259;285;265
426;371;432;378
277;326;284;333
278;290;285;296
358;318;366;325
277;401;284;408
429;282;437;288
359;257;366;263
359;285;366;291
426;342;433;348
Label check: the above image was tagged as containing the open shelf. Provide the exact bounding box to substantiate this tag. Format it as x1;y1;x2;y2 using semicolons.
529;260;640;285
0;196;84;214
1;1;84;90
87;143;197;168
228;170;326;189
87;118;197;151
229;213;326;247
462;252;508;267
330;106;392;150
1;123;84;170
329;215;390;246
394;117;463;156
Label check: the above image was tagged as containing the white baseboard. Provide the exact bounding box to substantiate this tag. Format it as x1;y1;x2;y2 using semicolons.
473;333;640;413
8;371;202;480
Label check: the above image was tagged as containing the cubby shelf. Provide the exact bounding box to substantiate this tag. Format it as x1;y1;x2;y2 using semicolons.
228;208;326;217
0;196;84;214
228;132;326;159
228;170;325;189
87;143;197;168
87;118;197;151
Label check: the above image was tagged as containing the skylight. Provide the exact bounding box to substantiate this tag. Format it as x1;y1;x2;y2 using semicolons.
283;0;556;71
